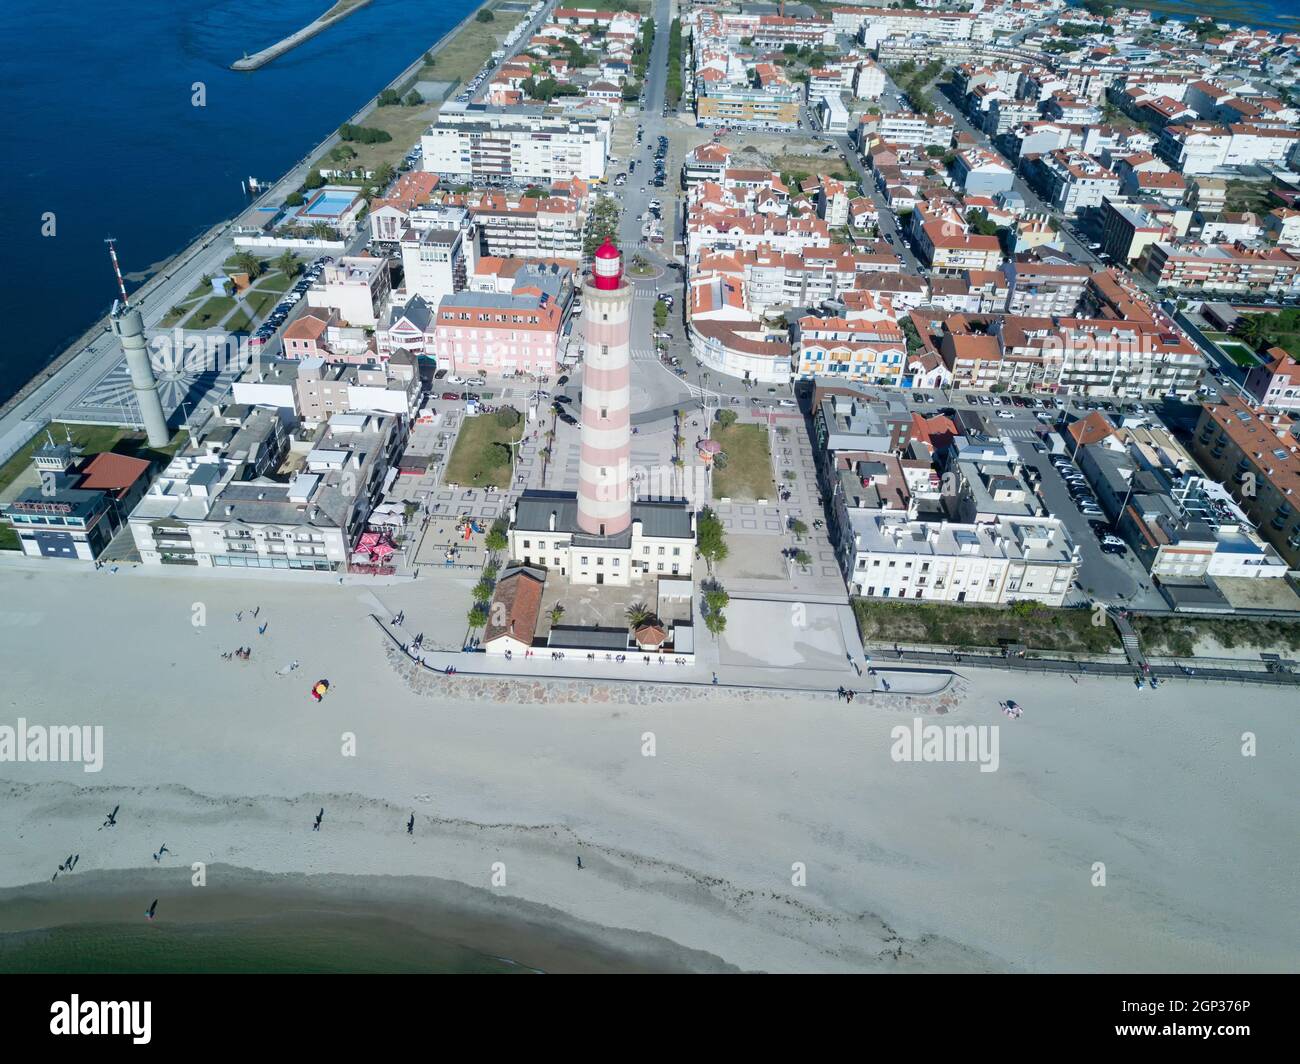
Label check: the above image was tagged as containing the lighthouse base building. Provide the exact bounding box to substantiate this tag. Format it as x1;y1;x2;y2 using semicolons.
507;489;696;586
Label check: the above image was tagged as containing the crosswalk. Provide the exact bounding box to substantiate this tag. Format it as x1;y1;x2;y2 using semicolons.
1000;426;1040;440
631;347;659;362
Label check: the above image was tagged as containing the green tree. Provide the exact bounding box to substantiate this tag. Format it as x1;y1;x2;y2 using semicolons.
230;252;263;279
476;8;495;22
403;89;423;107
377;88;402;107
472;577;494;603
485;520;509;554
625;603;654;628
274;251;299;279
696;507;728;571
789;518;808;537
549;604;565;627
716;409;738;429
467;604;489;628
495;406;521;429
284;190;305;207
793;550;812;567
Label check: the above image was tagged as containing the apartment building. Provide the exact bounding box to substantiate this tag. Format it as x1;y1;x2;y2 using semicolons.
842;511;1077;607
1001;256;1089;316
1029;150;1120;215
951;148;1015;196
399;225;473;305
794;315;907;384
912;207;1003;276
130;411;405;573
305;256;391;329
432;288;564;377
467;191;585;260
696;83;800;128
853;8;984;49
1189;397;1300;567
421;110;610;183
1138;242;1300;297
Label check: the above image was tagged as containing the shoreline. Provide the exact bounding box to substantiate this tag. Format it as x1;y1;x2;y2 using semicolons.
231;1;376;72
0;866;732;974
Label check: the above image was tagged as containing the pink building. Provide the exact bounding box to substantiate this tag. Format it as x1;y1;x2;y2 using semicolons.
433;288;563;377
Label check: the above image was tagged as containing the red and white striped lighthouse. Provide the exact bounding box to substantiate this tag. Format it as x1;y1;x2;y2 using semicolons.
576;239;633;537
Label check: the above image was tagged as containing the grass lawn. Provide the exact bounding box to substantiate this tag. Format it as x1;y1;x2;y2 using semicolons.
189;296;235;330
160;304;193;327
1218;341;1260;368
444;410;521;489
224;255;267;273
711;422;775;501
853;600;1120;654
244;287;282;319
226;307;253;333
257;272;295;293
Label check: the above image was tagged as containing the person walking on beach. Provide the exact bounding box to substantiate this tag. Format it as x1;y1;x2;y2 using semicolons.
153;843;169;862
258;622;268;635
407;814;414;836
313;808;324;832
145;899;158;921
576;855;583;870
236;611;243;622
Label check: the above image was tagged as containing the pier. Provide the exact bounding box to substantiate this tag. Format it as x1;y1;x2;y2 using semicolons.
231;0;374;72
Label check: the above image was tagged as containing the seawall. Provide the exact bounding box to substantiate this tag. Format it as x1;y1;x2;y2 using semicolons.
231;0;375;72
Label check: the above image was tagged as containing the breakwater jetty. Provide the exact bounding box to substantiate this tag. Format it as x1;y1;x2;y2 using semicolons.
231;0;374;71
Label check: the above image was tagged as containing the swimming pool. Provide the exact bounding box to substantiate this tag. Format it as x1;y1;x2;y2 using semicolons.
300;189;357;218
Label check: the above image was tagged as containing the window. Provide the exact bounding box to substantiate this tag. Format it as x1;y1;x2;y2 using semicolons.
580;556;589;565
523;540;530;549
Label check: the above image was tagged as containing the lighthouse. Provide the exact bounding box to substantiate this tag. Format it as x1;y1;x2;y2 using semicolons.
576;239;633;537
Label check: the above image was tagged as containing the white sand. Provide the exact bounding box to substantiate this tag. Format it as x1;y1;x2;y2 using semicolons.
1;565;1296;972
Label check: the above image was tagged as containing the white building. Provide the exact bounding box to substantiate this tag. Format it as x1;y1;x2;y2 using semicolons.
421;110;610;183
508;490;697;586
842;512;1079;607
305;257;391;329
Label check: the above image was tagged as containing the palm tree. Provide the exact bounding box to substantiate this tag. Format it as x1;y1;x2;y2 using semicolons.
230;252;262;280
309;221;335;241
625;603;654;628
274;251;299;280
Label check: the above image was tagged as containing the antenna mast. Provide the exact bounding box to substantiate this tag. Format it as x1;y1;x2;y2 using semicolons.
105;237;130;308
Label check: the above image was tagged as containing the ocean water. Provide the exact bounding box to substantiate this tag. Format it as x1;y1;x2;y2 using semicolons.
0;0;476;406
1104;1;1299;33
0;914;528;974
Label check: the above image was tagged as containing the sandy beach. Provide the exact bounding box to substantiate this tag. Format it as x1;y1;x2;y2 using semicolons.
0;565;1296;972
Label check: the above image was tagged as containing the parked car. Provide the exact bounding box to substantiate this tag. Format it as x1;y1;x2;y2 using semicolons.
441;391;461;400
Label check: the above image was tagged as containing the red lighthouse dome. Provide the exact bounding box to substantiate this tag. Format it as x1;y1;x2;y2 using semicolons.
591;239;623;290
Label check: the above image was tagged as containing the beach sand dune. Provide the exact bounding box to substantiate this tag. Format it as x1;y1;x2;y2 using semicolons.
1;567;1296;972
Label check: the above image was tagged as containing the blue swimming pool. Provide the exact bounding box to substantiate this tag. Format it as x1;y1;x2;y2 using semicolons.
300;189;356;218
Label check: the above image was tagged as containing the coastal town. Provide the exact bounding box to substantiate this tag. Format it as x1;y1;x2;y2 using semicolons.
2;0;1300;978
